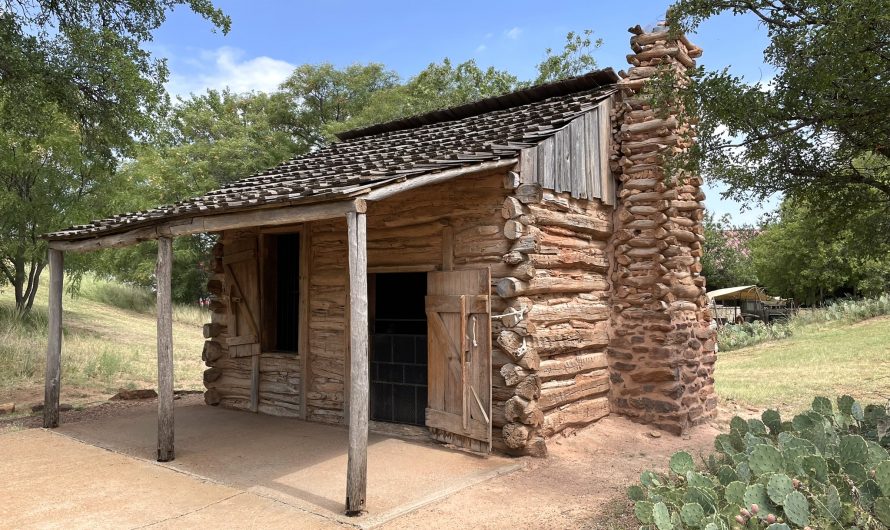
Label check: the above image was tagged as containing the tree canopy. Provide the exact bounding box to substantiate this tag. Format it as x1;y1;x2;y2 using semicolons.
749;200;890;304
0;0;229;312
666;0;890;257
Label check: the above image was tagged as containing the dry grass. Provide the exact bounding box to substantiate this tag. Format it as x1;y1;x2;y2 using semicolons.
0;275;207;406
716;315;890;413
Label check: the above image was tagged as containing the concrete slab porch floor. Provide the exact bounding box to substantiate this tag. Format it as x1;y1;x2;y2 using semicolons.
2;403;518;529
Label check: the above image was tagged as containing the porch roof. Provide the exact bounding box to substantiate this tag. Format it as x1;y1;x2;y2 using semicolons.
45;69;618;244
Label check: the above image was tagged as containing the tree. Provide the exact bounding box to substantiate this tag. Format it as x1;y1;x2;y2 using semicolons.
533;29;602;84
666;0;890;255
700;212;758;291
279;63;400;148
749;200;890;304
0;0;229;312
330;59;520;134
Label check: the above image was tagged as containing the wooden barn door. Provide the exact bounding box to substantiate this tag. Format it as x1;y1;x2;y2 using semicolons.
224;236;261;358
425;269;492;453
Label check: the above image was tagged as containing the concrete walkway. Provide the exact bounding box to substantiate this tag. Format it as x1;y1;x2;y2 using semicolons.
2;403;518;528
1;429;333;529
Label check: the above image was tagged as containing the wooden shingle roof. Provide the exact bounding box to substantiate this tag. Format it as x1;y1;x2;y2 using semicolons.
47;69;618;241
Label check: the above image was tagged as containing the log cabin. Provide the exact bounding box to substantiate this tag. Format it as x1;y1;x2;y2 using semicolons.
41;24;717;514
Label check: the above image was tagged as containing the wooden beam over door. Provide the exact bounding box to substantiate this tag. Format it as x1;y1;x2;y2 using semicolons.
156;236;175;462
43;248;64;428
345;210;369;515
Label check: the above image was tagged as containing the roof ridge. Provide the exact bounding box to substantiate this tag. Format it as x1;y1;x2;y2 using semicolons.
335;68;618;142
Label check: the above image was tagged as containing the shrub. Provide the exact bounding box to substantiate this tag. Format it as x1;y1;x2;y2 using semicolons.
628;396;890;529
717;294;890;352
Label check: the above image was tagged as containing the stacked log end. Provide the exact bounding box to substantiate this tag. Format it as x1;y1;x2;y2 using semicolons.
608;23;717;435
493;173;612;456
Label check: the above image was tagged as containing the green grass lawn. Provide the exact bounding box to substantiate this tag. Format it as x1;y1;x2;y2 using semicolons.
0;275;207;408
716;316;890;413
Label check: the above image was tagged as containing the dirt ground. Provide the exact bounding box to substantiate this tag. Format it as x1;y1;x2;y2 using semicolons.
1;398;721;529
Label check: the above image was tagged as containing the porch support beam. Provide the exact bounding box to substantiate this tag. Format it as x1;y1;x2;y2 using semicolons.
156;236;175;462
43;248;64;428
345;210;369;515
48;199;366;253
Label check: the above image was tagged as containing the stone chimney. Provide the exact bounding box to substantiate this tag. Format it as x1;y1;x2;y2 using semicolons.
607;23;717;434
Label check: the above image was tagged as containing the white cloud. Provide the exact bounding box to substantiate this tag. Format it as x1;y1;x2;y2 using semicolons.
166;47;295;97
504;27;522;40
475;44;487;53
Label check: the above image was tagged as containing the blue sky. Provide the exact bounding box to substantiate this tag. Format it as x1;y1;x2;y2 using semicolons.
152;0;780;224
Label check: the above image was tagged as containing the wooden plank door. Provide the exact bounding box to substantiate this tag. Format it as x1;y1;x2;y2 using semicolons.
425;269;492;453
223;236;261;358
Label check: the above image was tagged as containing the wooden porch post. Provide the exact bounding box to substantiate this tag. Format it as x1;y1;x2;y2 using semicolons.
43;248;64;428
156;236;175;462
345;210;369;515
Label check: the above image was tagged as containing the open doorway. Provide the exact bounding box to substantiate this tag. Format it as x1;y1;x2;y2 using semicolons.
369;272;428;426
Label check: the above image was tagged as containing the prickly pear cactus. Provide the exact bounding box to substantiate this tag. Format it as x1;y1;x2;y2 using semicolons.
875;497;890;527
767;473;793;505
653;501;672;530
783;490;809;527
762;409;782;434
839;434;868;464
670;451;695;475
749;444;784;475
877;460;890;496
628;395;890;530
679;503;704;527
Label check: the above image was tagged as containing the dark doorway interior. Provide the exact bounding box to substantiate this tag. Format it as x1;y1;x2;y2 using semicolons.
370;272;428;426
262;233;300;353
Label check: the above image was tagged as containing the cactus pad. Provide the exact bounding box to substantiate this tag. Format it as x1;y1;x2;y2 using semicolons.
730;415;748;436
680;502;704;527
767;473;794;505
652;501;672;530
641;470;662;488
801;454;829;483
877;460;890;496
684;486;717;512
825;484;841;519
670;451;695;475
867;441;889;468
875;497;890;527
627;485;646;501
686;471;715;491
743;483;775;519
765;524;790;530
839;434;868;464
749;444;784;475
725;481;747;506
747;418;768;436
717;465;738;485
736;461;752;483
783;490;809;527
837;395;855;415
812;396;833;416
634;500;654;524
844;461;869;485
762;409;782;434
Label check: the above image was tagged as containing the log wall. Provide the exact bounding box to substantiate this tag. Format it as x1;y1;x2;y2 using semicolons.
607;24;717;434
495;174;613;456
